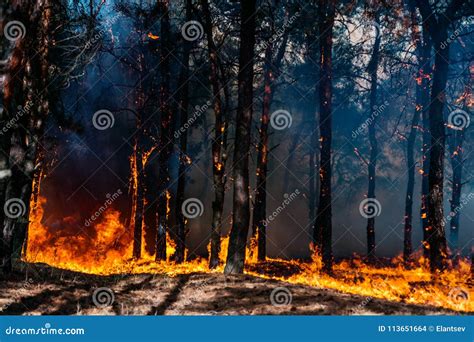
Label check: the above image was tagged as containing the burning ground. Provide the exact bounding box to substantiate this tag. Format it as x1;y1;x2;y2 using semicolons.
18;197;473;315
0;264;468;315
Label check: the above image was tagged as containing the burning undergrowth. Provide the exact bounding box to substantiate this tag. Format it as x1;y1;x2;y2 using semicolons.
24;196;472;314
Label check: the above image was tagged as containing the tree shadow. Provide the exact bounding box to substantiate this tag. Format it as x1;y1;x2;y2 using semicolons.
147;274;191;315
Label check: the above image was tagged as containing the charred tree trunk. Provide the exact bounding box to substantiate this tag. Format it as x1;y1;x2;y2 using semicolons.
1;0;49;274
202;0;229;269
366;15;381;262
224;0;257;274
419;36;432;260
251;44;273;262
314;0;335;273
415;0;457;271
132;142;144;260
448;129;464;264
174;0;193;264
156;0;173;261
404;5;431;264
251;21;289;262
404;100;420;263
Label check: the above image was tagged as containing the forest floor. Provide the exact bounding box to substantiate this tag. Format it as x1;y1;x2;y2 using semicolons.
0;263;464;315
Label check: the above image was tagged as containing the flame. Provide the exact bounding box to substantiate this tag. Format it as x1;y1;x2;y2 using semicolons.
25;197;472;312
147;33;160;40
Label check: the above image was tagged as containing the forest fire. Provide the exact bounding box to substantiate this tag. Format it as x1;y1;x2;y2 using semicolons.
25;196;472;313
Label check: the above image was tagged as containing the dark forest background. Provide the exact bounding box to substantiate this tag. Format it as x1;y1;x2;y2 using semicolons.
0;0;473;275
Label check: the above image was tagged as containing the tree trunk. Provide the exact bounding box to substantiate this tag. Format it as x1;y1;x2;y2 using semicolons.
132;142;144;259
404;88;420;263
419;37;432;260
314;0;335;273
201;0;228;269
251;17;289;262
224;0;257;274
2;0;49;274
155;0;173;261
426;35;449;272
448;131;463;264
251;43;273;262
404;6;431;264
366;15;381;262
174;0;193;264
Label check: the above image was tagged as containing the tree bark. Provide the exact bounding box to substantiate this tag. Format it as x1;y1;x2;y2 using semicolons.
175;0;193;263
251;16;289;262
366;15;381;262
224;0;257;274
415;0;461;272
314;0;335;273
404;4;431;263
155;0;173;261
201;0;229;269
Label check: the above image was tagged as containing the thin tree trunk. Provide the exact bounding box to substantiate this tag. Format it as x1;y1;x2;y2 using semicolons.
251;43;273;262
419;37;432;260
366;15;381;262
224;0;257;274
251;18;289;261
403;5;429;264
175;0;193;264
448;131;463;263
132;142;144;259
314;0;335;273
201;0;228;269
156;0;173;261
